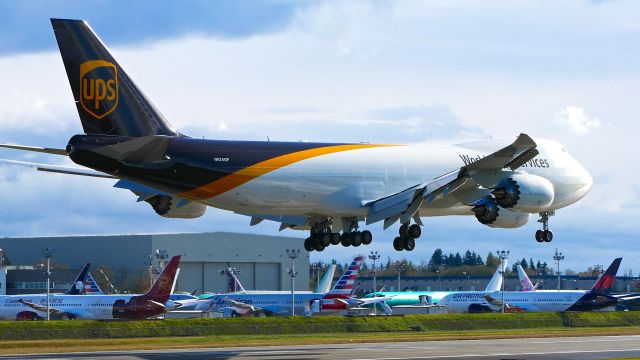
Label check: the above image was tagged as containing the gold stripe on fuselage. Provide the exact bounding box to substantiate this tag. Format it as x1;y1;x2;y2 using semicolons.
180;144;396;200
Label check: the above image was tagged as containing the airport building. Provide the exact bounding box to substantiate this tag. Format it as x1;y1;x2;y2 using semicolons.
0;232;309;295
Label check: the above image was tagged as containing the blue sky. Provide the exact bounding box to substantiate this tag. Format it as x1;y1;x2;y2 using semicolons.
1;0;639;273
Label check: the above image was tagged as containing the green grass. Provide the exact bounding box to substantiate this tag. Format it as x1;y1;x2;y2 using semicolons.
1;312;640;341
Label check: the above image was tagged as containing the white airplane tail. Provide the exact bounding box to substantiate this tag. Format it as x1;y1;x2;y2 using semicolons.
485;259;508;292
517;264;536;291
314;264;337;293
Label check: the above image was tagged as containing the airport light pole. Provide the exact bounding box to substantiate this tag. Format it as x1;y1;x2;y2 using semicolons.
43;248;55;321
368;251;381;316
497;250;509;314
311;263;321;289
394;261;405;291
553;248;564;291
462;271;470;290
286;249;299;316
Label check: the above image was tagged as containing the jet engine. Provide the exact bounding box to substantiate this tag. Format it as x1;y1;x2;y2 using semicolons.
145;195;207;219
492;174;554;212
486;208;530;228
471;196;500;224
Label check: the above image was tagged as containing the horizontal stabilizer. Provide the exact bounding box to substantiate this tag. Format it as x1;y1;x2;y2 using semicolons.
0;159;115;178
0;144;67;156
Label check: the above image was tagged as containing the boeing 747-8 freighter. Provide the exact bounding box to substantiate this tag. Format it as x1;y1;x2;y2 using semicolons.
0;19;593;252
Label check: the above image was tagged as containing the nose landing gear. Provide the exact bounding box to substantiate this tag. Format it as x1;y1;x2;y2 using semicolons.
394;222;422;251
535;211;554;243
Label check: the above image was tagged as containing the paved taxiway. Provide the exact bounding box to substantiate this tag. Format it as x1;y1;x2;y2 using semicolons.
5;335;640;360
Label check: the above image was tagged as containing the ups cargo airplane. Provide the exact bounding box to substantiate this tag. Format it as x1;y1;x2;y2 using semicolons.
0;19;593;252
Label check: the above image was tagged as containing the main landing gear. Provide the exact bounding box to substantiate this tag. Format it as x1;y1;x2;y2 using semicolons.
304;223;372;252
535;211;554;243
393;222;422;251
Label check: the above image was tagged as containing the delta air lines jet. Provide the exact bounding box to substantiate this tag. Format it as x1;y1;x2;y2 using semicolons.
0;19;593;252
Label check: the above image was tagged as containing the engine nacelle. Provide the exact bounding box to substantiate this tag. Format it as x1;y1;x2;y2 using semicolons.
471;196;500;224
492;174;554;212
145;195;207;219
486;208;530;228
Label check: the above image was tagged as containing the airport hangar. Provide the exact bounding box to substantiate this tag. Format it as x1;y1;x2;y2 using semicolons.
0;232;309;295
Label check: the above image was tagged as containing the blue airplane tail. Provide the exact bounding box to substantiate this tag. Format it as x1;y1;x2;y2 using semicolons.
64;263;91;295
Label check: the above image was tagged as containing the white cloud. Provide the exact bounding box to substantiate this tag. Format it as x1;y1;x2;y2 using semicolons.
554;106;603;134
1;1;640;271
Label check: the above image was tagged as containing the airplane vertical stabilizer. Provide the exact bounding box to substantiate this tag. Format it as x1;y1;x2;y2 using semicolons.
485;259;508;292
51;18;177;137
315;264;337;294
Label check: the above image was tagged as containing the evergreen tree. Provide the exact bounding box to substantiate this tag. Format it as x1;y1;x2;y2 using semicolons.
486;252;499;268
454;253;463;267
427;249;444;271
520;258;528;269
536;260;542;270
529;258;535;269
463;250;474;265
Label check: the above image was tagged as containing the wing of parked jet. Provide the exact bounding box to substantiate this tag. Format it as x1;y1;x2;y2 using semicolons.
365;133;538;228
17;299;83;319
482;294;537;312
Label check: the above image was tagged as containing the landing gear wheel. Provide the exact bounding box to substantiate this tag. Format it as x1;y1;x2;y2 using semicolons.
393;237;403;251
535;230;543;243
314;242;326;252
304;237;314;251
408;224;421;239
361;230;373;245
399;223;409;237
543;230;553;242
340;233;351;247
352;232;362;247
403;237;416;251
321;234;331;247
331;233;341;245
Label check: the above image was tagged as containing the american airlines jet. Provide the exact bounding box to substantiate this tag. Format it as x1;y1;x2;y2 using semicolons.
0;19;593;252
0;256;180;320
195;256;364;316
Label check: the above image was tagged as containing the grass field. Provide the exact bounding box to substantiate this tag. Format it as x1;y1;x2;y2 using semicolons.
1;312;640;355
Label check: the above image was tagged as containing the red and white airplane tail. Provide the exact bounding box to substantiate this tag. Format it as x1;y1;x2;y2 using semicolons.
322;255;364;301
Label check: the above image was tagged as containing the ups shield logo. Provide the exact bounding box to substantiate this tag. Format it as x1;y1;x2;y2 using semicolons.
79;60;118;119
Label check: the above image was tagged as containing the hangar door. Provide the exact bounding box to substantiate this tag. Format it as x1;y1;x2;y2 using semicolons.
175;262;202;293
254;263;280;290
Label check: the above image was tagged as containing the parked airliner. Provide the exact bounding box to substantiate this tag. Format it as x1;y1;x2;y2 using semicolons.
0;256;180;320
439;258;640;313
0;19;593;252
194;256;365;316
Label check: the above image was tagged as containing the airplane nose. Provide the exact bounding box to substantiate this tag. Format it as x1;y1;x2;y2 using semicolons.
575;160;593;199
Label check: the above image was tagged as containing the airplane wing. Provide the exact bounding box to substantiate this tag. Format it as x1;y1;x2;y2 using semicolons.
613;294;640;301
365;133;538;228
18;299;74;318
225;298;261;314
0;159;115;179
482;294;538;312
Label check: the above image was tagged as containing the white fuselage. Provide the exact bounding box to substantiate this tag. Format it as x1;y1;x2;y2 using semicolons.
0;294;153;320
204;138;592;222
194;292;325;316
439;290;587;313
